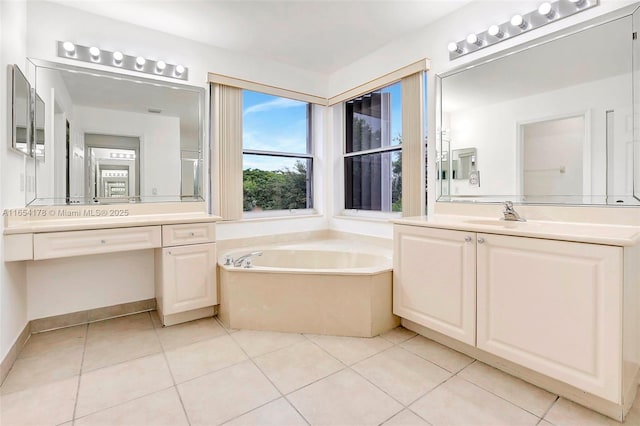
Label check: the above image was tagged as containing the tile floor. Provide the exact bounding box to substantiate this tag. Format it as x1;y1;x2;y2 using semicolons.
2;312;640;426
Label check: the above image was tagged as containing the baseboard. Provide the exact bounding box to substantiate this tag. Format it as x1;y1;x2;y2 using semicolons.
30;298;157;333
0;321;30;385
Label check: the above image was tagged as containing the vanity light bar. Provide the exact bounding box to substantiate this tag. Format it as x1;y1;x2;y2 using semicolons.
447;0;598;60
56;41;189;81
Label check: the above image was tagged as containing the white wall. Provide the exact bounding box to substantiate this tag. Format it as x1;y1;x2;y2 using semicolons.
26;250;154;319
74;106;181;198
1;0;29;362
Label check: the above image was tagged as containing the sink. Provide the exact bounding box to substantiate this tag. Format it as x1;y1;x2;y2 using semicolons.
464;219;536;227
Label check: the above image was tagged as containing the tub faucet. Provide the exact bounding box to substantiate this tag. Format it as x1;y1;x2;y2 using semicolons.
233;251;263;267
502;201;526;222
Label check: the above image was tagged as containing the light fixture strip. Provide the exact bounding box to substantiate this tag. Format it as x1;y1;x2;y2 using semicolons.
448;0;598;60
56;41;189;81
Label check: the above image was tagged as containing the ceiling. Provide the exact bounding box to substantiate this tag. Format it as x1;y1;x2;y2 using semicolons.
49;0;473;74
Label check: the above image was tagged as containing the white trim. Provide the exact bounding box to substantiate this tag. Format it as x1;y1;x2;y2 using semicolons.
207;72;326;105
339;210;402;220
240;210;320;221
328;59;430;106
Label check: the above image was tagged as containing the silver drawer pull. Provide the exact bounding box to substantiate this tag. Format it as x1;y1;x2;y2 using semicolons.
100;239;106;244
478;237;485;244
189;232;195;237
464;236;472;242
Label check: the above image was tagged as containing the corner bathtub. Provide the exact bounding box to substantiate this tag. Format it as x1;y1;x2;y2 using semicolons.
217;246;399;337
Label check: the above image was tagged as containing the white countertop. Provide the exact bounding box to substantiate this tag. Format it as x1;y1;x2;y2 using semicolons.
4;212;221;235
393;215;640;247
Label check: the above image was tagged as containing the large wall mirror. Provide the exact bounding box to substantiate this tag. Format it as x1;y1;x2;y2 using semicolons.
437;6;640;205
28;60;205;205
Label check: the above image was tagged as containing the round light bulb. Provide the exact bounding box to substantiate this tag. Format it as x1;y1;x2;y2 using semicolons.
62;41;75;53
175;64;185;75
113;51;123;64
488;25;502;37
569;0;586;4
466;33;478;44
447;42;459;53
510;14;525;28
135;56;146;67
89;46;100;58
538;2;554;18
156;60;166;71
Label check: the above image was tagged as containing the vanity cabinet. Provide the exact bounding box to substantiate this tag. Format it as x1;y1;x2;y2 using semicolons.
155;223;217;326
393;226;476;345
476;233;622;402
393;221;638;414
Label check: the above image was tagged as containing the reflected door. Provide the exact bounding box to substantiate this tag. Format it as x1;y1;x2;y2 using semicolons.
521;115;586;202
634;7;640;202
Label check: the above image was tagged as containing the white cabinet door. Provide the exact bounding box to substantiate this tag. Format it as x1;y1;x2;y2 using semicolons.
393;225;476;345
476;233;623;402
161;243;217;316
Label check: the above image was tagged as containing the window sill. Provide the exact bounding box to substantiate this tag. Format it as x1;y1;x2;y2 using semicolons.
222;210;322;223
335;210;402;223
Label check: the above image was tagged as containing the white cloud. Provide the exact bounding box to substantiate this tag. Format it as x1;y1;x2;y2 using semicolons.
243;98;302;116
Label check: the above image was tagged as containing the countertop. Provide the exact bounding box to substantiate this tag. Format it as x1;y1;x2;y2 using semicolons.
393;215;640;246
3;212;221;235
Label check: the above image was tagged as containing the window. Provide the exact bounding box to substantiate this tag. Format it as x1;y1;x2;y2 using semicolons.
242;90;313;213
344;82;402;212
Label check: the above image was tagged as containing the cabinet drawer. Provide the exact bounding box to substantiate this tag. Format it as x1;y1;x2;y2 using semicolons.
162;223;215;247
34;226;161;260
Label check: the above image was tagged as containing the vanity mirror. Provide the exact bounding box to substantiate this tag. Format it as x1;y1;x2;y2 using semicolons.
11;65;31;156
437;6;640;205
28;59;205;205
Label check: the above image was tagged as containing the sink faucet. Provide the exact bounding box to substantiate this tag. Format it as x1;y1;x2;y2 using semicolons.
502;201;526;222
233;251;263;267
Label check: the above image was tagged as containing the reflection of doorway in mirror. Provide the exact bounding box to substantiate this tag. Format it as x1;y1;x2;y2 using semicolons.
519;115;587;203
84;134;140;201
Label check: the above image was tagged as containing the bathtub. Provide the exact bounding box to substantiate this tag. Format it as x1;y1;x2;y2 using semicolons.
217;245;399;337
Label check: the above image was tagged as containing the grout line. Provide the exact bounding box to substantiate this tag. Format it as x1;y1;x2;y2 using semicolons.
538;395;561;425
70;322;89;424
215;324;305;426
149;312;192;426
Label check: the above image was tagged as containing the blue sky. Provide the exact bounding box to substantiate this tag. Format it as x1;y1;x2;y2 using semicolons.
242;85;402;171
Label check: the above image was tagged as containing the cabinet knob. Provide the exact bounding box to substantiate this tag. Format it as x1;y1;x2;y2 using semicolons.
464;236;472;242
100;240;106;244
189;232;195;237
478;237;485;244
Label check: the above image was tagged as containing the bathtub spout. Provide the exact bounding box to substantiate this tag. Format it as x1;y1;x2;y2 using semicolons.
233;251;263;267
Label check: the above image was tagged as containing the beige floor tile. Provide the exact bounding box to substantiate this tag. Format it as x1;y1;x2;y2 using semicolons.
306;334;393;365
222;397;308;426
458;361;557;417
231;329;306;357
353;347;451;405
623;390;640;425
82;328;162;372
216;316;240;334
288;368;403;426
87;312;153;340
0;345;84;394
254;340;344;394
0;376;77;426
410;376;540;426
178;360;280;426
18;325;86;359
544;398;621;426
155;317;226;350
539;421;555;426
380;327;417;345
401;335;474;373
165;334;247;383
75;353;173;418
74;387;188;426
383;409;431;426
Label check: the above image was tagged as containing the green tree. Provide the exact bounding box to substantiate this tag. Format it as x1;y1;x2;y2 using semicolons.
243;161;309;211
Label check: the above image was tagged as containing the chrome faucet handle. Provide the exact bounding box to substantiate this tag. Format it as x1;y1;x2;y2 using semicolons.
224;256;233;266
503;201;514;211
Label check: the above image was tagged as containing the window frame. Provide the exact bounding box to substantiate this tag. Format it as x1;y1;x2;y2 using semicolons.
342;81;403;217
241;95;315;218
